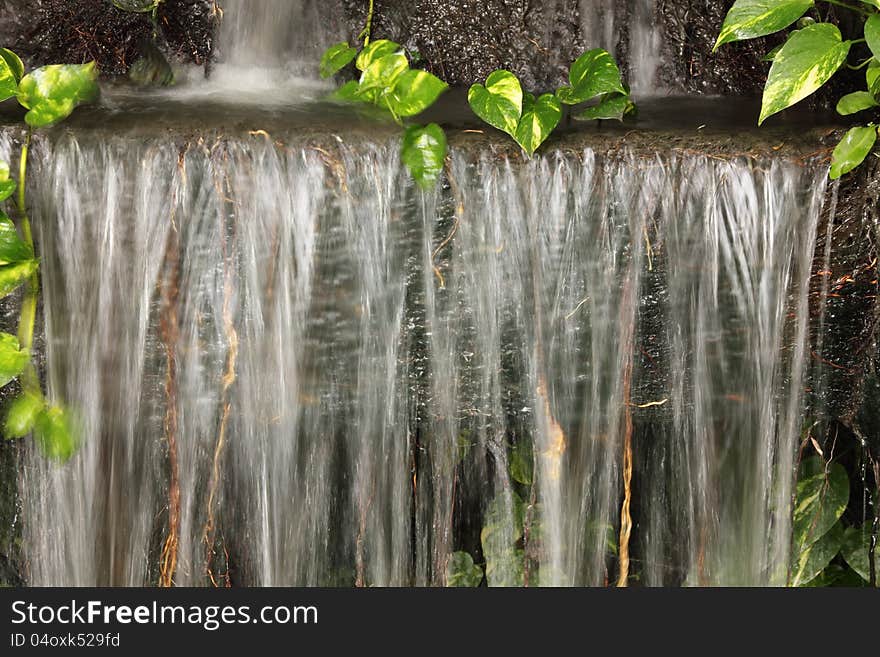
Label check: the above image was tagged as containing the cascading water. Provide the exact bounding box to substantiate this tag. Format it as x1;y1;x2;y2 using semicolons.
2;123;826;585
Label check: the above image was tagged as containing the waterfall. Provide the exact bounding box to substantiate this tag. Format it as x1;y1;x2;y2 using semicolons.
2;127;825;586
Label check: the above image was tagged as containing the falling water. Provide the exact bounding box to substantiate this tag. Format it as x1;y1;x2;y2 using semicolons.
579;0;663;95
2;125;826;586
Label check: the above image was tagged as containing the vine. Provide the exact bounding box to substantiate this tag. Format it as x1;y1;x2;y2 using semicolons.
0;49;99;461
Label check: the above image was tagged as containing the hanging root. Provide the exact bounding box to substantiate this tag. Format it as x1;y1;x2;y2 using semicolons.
203;161;238;587
616;276;636;588
158;207;181;588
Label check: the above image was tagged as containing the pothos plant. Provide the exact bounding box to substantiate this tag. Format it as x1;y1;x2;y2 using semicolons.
0;48;99;461
319;39;449;189
468;49;635;156
715;0;880;178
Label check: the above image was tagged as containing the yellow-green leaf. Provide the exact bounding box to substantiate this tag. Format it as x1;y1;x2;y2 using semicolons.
355;40;400;72
792;521;845;586
4;391;44;439
468;70;523;138
0;259;38;297
574;92;635;121
34;405;77;462
17;62;100;128
714;0;814;51
0;49;21;102
0;160;16;202
386;69;447;118
401;123;447;189
359;53;408;95
556;48;625;105
514;92;561;156
759;23;850;125
0;332;29;387
868;59;880;96
792;457;850;549
830;125;877;179
0;212;31;265
320;42;357;78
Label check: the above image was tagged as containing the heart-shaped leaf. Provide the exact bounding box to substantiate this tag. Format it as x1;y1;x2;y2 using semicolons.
0;332;29;387
575;92;635;121
320;42;357;78
4;390;44;439
792;457;849;550
0;259;38;297
17;62;100;128
760;23;850;125
0;212;31;265
355;40;400;72
386;69;447;118
359;53;409;95
468;70;523;138
836;91;879;116
830;125;877;179
714;0;814;51
401;123;447;189
34;405;77;462
556;49;625;105
514;93;561;155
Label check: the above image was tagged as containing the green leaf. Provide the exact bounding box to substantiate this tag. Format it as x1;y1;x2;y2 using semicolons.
714;0;814;51
574;93;635;121
0;259;38;298
867;14;880;61
4;391;44;439
468;70;523;138
791;521;845;586
447;551;483;587
34;405;77;462
792;457;849;550
0;49;24;83
0;160;16;202
332;80;362;102
830;125;877;179
386;69;447;118
514;93;561;155
401;123;447;190
759;23;850;125
320;42;357;79
803;563;867;587
859;0;880;9
355;40;400;72
837;91;879;116
359;53;409;96
0;49;20;103
868;59;880;96
0;332;29;387
0;212;31;265
840;525;876;584
17;62;100;128
556;48;625;105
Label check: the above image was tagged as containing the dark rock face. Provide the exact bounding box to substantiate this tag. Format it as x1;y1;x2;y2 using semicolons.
0;0;217;75
341;0;584;91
